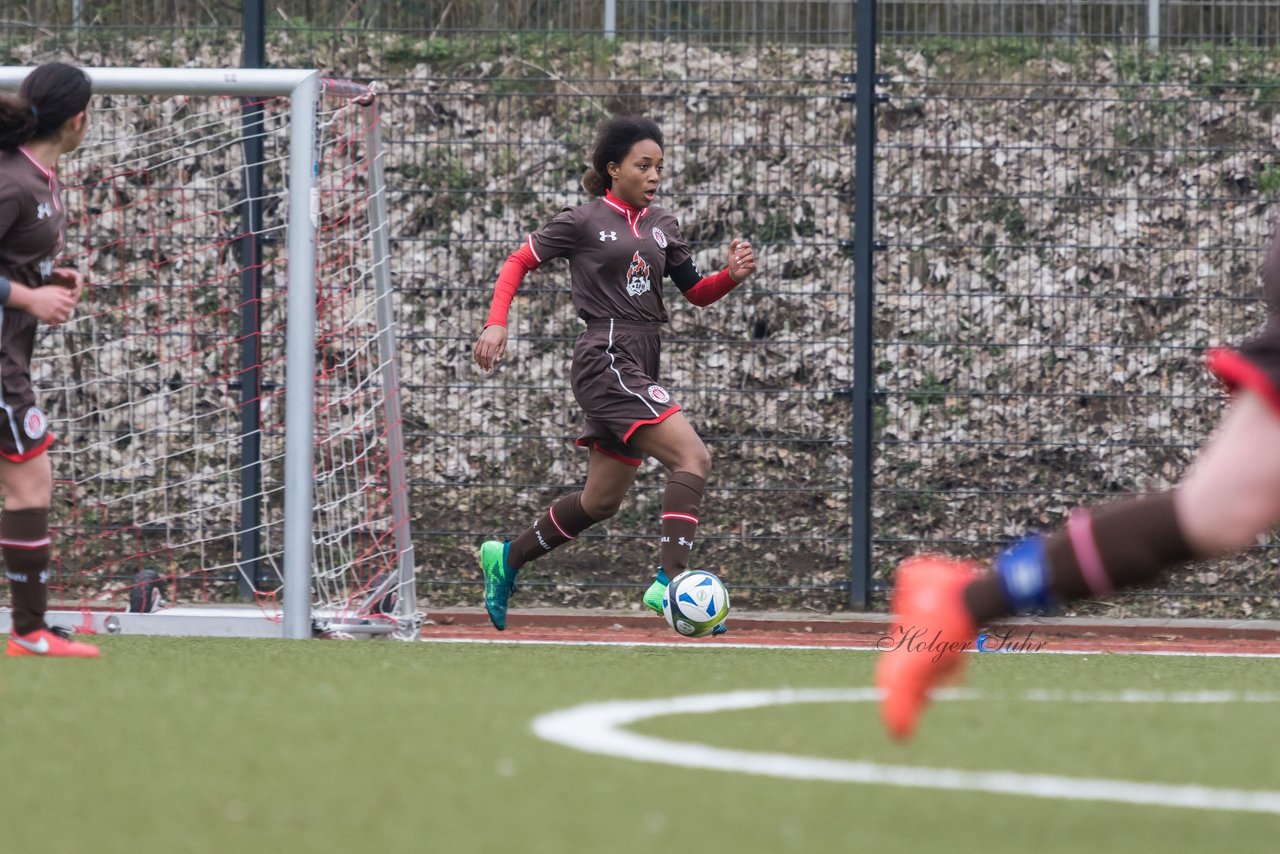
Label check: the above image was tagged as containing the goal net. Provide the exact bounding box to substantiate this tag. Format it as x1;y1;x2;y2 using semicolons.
0;68;415;639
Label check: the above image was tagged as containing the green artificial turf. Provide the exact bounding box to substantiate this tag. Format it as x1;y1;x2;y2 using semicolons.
2;638;1278;853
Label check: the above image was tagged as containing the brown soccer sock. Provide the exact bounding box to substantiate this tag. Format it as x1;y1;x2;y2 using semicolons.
964;492;1196;623
658;471;705;575
4;507;52;636
508;492;598;570
1045;492;1195;599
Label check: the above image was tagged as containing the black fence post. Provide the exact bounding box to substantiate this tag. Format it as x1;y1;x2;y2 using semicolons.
237;0;266;599
850;0;879;609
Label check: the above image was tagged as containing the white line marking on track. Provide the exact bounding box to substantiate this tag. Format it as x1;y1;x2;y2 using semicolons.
531;688;1280;815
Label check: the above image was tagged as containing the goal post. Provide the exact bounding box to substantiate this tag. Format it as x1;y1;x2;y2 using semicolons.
0;67;417;640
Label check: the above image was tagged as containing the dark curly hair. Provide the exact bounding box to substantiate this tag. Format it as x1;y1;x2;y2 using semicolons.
582;115;664;197
0;61;92;150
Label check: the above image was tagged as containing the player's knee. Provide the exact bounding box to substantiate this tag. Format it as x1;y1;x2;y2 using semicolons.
1188;493;1280;554
581;493;623;521
1218;506;1280;552
679;445;712;480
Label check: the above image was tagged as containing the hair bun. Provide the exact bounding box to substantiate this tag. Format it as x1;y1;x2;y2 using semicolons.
582;167;606;197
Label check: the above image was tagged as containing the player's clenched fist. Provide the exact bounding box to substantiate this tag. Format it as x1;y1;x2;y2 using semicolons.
474;324;508;373
727;238;756;283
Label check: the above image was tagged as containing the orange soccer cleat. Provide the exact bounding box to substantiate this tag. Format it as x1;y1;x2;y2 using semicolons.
875;555;980;741
6;627;101;658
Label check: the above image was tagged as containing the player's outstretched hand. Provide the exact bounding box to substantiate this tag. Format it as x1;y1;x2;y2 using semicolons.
474;324;508;373
728;238;756;283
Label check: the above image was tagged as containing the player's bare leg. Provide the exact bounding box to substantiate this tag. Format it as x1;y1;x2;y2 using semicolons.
1174;391;1280;556
3;453;99;658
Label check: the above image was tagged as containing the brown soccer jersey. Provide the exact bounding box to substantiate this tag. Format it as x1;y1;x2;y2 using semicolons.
523;192;698;461
0;147;66;461
527;194;693;324
0;147;65;290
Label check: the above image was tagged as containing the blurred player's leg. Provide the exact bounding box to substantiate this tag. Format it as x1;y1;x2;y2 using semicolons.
878;390;1280;739
876;555;979;740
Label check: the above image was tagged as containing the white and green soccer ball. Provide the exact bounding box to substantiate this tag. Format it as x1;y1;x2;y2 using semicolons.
662;570;730;637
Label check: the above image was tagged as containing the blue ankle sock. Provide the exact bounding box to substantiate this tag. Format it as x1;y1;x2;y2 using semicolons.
993;535;1058;614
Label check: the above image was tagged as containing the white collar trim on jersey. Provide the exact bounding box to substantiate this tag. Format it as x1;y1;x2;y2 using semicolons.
16;146;54;180
16;146;61;212
602;191;648;238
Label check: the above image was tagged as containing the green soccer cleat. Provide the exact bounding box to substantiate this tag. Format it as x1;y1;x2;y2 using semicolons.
479;540;516;631
642;568;670;615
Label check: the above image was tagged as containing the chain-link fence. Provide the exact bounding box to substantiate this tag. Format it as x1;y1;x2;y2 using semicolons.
6;2;1280;57
383;37;857;613
4;2;1280;616
875;38;1280;618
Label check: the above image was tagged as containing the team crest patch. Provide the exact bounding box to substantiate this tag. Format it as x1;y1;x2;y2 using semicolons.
647;385;670;404
651;227;668;249
625;251;652;297
23;407;46;440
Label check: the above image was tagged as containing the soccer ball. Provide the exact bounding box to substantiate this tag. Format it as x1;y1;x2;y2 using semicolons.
662;570;730;637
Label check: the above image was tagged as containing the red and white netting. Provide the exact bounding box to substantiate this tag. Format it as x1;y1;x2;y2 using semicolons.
36;82;412;633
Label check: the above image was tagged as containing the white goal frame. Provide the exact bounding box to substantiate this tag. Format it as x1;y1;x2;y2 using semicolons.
0;67;416;640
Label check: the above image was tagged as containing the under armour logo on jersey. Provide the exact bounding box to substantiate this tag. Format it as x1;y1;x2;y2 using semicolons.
38;258;53;279
36;202;52;220
599;230;617;242
625;251;652;297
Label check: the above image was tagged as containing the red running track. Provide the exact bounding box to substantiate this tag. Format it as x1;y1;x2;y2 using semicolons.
419;610;1280;656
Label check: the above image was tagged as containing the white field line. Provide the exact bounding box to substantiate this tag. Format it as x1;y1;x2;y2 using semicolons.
531;688;1280;816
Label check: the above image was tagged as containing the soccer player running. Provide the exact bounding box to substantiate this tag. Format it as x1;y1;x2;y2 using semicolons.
878;220;1280;739
472;116;756;631
0;62;98;657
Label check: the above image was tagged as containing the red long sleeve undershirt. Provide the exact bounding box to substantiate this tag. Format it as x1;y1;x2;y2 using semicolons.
681;267;740;306
483;241;741;326
484;242;540;328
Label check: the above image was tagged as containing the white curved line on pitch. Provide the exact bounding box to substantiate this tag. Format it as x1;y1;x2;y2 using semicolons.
530;688;1280;815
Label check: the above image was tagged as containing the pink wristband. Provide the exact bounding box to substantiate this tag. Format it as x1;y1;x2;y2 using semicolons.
1067;509;1113;596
